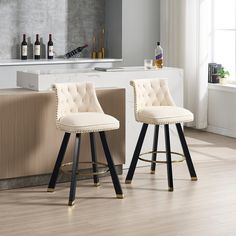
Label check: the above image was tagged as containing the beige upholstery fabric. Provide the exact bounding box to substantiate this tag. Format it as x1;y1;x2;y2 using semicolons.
137;106;193;125
131;79;194;125
58;112;119;133
53;82;119;133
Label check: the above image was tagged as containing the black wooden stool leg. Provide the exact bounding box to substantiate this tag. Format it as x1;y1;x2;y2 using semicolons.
151;125;159;174
99;131;124;199
125;123;148;184
89;133;100;186
68;133;81;206
176;123;197;181
48;132;71;192
164;125;174;191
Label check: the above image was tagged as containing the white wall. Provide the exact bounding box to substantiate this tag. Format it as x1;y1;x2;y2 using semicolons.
122;0;160;66
0;0;105;59
105;0;122;59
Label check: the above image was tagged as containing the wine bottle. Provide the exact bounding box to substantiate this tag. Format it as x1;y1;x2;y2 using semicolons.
21;34;27;60
64;44;88;58
34;34;40;60
47;34;53;59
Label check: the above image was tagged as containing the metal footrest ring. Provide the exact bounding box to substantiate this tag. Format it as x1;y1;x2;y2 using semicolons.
139;151;185;164
61;161;109;176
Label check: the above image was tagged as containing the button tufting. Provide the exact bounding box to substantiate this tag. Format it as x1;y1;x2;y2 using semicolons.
131;78;176;111
54;82;104;120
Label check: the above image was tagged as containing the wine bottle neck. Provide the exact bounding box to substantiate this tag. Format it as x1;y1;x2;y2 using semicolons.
81;44;88;50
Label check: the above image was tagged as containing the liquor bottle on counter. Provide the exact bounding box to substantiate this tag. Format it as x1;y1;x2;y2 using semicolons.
21;34;27;60
47;34;53;59
64;44;88;59
91;36;97;59
98;29;105;59
154;42;163;68
34;34;40;60
101;29;105;58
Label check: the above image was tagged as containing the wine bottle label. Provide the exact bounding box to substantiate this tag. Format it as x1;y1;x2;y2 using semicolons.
22;45;27;56
34;45;40;56
48;46;53;56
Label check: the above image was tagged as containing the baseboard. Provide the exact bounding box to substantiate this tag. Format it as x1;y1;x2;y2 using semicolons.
0;165;123;191
206;125;236;138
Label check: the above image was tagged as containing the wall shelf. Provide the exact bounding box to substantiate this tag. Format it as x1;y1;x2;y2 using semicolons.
0;58;122;67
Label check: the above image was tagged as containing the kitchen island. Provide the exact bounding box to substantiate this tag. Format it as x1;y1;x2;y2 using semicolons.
0;66;183;189
0;87;125;189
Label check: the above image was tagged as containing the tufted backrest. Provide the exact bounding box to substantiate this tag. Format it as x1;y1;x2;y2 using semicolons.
53;82;103;121
130;78;176;115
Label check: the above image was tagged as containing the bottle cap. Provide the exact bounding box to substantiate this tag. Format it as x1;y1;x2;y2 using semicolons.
157;42;160;46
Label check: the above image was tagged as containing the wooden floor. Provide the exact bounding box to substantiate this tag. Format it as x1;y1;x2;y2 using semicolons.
1;128;236;236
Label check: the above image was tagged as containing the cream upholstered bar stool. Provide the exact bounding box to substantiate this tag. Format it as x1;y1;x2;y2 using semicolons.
47;82;124;206
125;78;197;191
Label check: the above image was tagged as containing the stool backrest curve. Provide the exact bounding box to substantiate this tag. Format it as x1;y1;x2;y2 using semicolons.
130;78;176;115
53;82;103;121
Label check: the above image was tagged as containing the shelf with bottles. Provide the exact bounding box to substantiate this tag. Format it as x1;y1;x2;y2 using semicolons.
20;32;105;61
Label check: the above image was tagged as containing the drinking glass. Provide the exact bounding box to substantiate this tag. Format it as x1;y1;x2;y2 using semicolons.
144;59;153;70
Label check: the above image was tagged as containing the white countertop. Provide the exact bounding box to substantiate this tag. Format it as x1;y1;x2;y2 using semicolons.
0;58;122;66
17;66;183;91
18;66;180;75
19;66;145;75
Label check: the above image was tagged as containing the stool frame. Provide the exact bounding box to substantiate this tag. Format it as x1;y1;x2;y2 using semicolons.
125;123;197;191
48;131;123;206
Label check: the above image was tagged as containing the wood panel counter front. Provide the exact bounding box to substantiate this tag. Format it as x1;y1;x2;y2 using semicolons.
0;88;125;189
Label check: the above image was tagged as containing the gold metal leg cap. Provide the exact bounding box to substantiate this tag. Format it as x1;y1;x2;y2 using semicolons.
125;180;132;184
168;187;174;192
47;188;55;192
94;182;100;187
68;200;75;206
191;177;198;181
150;170;155;174
116;194;124;199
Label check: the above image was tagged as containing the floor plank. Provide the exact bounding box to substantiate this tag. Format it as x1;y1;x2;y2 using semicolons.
1;128;236;236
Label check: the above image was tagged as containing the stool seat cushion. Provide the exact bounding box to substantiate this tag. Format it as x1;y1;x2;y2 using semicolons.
57;112;120;133
136;106;194;125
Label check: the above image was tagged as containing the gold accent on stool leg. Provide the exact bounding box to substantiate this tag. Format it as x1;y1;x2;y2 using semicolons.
125;180;132;184
191;177;198;181
116;194;124;199
168;187;174;192
94;182;100;187
47;188;55;192
68;200;75;206
150;170;155;174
